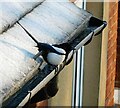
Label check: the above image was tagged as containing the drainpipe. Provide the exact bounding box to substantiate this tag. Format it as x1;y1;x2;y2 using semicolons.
72;0;86;107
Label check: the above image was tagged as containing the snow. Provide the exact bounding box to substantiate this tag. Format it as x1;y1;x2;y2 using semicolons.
0;0;45;33
18;0;91;43
0;31;39;102
0;0;92;104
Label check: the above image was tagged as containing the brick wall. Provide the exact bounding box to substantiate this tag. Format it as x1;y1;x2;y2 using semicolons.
105;1;118;106
115;2;120;88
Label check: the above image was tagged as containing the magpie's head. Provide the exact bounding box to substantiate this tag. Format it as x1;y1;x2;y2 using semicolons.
54;43;74;53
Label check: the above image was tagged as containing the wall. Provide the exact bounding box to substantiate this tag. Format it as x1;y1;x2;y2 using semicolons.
83;2;103;106
105;1;118;106
48;61;73;106
99;2;109;106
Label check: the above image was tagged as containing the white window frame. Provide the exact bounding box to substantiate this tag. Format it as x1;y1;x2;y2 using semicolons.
72;0;86;107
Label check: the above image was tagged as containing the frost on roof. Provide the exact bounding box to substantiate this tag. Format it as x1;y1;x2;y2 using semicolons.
0;0;45;33
19;0;92;44
0;0;92;103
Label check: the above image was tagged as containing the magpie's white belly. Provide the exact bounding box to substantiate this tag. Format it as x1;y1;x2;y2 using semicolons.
47;53;66;65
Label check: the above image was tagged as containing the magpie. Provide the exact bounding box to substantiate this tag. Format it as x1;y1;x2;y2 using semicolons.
17;21;74;66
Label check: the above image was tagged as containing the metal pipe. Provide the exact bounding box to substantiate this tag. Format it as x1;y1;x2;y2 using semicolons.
72;0;86;107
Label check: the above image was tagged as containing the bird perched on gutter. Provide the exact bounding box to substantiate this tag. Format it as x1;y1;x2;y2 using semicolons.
17;21;74;66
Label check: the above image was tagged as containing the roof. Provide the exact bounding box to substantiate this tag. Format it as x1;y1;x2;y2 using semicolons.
0;0;106;107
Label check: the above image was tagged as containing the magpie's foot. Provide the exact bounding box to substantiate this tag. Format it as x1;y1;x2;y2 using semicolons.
55;66;59;75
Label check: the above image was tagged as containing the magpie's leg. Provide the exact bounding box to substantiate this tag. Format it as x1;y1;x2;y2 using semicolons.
54;63;65;75
55;66;59;75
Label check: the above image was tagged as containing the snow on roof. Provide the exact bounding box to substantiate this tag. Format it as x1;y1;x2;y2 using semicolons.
0;0;45;34
0;0;93;105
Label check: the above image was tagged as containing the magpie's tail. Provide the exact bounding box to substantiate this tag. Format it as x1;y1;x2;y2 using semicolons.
17;21;39;45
